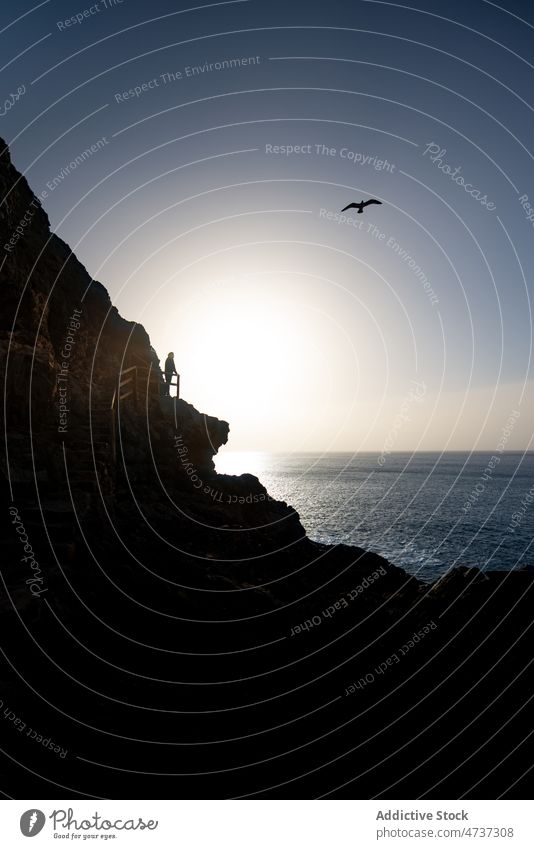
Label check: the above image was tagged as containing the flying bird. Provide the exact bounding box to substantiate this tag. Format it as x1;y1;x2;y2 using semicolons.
341;199;382;214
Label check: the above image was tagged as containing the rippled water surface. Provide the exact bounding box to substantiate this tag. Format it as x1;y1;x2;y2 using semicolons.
215;451;534;582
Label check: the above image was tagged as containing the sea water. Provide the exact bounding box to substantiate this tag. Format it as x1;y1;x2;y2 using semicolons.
215;451;534;582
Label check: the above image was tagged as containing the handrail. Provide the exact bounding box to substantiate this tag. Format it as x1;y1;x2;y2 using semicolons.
109;362;180;463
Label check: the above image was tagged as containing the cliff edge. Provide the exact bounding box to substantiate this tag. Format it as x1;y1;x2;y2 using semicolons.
1;137;533;800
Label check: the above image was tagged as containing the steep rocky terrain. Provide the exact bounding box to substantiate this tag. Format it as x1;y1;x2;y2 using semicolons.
1;136;533;799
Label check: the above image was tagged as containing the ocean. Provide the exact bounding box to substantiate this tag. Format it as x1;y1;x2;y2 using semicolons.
215;451;534;582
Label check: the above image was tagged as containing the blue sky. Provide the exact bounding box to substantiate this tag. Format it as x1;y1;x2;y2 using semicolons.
2;0;533;450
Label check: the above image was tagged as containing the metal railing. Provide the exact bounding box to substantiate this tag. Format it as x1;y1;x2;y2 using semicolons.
109;362;180;463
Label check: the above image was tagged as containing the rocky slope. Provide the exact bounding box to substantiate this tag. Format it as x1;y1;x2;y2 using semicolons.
1;136;533;800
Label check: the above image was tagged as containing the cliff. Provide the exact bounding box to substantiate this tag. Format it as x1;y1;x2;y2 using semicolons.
1;137;533;800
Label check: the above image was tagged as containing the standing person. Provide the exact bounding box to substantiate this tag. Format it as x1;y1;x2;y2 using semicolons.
164;352;177;397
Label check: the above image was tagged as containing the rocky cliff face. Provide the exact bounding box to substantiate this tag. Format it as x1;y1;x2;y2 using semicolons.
1;136;533;800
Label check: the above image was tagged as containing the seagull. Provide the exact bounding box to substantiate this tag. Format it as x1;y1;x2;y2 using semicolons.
341;199;382;214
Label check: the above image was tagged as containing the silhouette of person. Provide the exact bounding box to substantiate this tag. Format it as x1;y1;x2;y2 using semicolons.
164;352;177;397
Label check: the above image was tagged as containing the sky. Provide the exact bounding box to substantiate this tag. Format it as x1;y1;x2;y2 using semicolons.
1;0;533;452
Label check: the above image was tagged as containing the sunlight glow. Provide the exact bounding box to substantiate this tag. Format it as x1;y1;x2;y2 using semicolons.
169;272;359;450
214;451;268;477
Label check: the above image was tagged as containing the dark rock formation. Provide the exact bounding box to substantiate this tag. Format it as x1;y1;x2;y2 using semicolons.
1;136;533;800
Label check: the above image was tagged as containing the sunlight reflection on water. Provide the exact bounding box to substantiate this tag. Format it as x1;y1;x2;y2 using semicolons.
215;451;268;477
213;451;534;580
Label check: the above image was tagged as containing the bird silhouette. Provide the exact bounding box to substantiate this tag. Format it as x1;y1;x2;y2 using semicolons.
341;199;382;214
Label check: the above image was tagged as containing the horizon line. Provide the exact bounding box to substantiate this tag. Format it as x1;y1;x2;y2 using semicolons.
217;449;534;454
